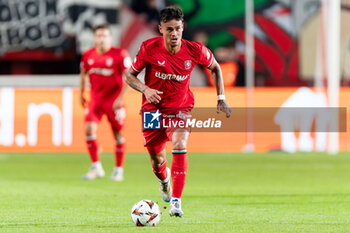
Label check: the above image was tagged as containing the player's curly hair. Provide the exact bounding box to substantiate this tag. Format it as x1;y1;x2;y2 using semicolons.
159;6;184;23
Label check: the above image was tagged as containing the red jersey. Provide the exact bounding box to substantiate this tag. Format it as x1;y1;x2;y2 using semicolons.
131;37;214;112
81;47;131;100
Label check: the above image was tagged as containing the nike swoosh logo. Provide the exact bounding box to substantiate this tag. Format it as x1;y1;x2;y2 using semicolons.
158;60;165;66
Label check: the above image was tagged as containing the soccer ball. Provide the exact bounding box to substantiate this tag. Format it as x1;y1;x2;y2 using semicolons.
131;200;161;226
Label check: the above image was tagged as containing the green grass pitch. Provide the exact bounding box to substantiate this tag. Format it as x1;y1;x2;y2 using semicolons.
1;152;350;232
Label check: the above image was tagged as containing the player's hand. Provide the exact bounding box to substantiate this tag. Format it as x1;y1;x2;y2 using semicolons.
143;87;163;105
217;100;232;118
80;92;87;108
114;107;126;124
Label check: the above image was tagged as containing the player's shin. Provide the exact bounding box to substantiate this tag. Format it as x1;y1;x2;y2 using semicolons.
115;138;126;168
83;135;105;180
171;149;188;198
86;135;99;162
148;143;172;202
147;144;168;181
151;159;168;181
110;138;126;181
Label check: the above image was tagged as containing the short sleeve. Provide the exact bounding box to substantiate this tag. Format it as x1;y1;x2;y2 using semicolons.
198;44;214;68
80;52;89;72
120;49;132;71
131;43;147;73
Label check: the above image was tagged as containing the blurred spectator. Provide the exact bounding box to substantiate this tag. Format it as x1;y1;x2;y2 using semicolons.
131;0;165;30
192;30;210;86
206;39;245;87
179;0;201;40
192;30;209;46
224;40;245;87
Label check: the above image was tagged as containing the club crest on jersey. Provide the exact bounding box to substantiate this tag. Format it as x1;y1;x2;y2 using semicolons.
106;58;113;67
184;60;192;70
88;59;94;65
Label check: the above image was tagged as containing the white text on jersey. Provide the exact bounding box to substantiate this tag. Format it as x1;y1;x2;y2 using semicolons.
155;71;189;81
89;68;114;76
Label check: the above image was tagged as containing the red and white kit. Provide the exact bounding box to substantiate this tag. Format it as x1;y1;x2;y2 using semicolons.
131;37;214;149
81;47;130;131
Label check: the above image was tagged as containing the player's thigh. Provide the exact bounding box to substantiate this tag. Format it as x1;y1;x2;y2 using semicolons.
171;129;190;149
85;103;103;135
144;129;168;150
144;128;168;161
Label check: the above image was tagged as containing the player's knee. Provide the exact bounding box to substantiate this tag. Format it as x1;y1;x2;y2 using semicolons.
86;129;94;137
172;139;187;149
147;144;166;167
172;130;189;149
114;132;124;144
116;137;125;145
85;123;97;136
85;125;96;141
152;157;165;168
150;153;166;167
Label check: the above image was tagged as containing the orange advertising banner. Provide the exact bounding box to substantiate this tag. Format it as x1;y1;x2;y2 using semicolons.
0;87;349;153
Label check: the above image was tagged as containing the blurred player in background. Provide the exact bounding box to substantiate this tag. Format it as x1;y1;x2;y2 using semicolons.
80;24;131;181
126;6;232;216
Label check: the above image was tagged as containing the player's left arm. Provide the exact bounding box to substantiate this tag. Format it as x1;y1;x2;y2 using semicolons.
113;52;132;111
208;59;232;118
113;74;129;111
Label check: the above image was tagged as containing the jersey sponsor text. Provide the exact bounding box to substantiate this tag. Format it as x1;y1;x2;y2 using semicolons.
155;71;189;81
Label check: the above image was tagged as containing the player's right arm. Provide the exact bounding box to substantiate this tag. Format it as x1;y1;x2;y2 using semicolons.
79;70;88;108
80;52;89;108
125;69;163;105
126;42;163;105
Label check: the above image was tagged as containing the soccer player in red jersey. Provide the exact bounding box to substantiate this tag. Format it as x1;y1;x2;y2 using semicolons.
126;6;232;216
80;24;131;181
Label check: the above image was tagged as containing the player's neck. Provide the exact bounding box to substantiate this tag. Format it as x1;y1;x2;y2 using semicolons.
164;41;181;54
96;46;111;54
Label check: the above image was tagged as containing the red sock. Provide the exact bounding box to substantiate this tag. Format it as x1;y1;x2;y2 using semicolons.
115;142;125;167
171;149;188;198
86;138;99;162
151;160;168;181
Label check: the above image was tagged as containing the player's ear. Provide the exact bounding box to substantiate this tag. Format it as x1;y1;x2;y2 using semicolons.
158;24;163;35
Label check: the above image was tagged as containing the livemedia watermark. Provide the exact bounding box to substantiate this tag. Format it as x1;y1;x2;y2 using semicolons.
142;107;347;132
